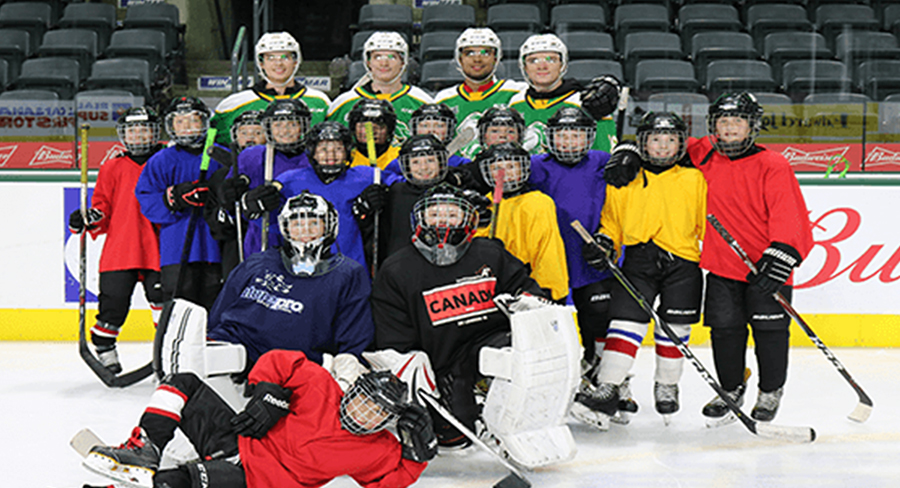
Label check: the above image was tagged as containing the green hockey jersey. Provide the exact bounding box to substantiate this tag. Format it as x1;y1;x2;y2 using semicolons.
327;83;433;145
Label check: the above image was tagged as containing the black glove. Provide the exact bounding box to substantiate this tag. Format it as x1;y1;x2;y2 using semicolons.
397;403;438;463
582;232;615;271
460;189;492;228
230;381;292;439
165;181;209;212
221;174;250;206
352;183;389;223
68;208;104;234
747;242;802;295
604;141;642;188
581;75;621;121
240;183;281;219
445;165;478;190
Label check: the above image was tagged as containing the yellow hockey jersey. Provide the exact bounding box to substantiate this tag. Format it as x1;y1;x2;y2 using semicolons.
349;145;400;171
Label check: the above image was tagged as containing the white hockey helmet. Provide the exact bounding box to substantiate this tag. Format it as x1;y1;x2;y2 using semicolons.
518;34;568;89
278;191;339;276
255;32;302;87
455;28;502;80
363;31;408;85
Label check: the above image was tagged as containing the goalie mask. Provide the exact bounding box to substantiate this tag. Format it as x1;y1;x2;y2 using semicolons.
164;96;210;149
340;370;407;435
707;92;764;158
637;112;687;167
455;27;502;82
518;33;568;90
363;31;408;85
116;106;160;156
255;32;302;87
348;98;397;156
411;184;479;267
230;110;266;152
306;121;353;182
261;99;310;154
478;104;525;148
399;134;449;187
278;192;338;276
546;106;596;165
410;103;456;145
476;142;531;196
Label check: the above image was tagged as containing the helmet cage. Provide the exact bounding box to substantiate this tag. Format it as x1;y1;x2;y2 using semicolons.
307;122;353;176
164;110;209;149
478;106;525;147
116;108;160;155
400;149;448;187
411;189;479;266
477;146;531;194
278;193;338;276
637;113;687;167
706;93;764;158
340;371;407;435
410;110;456;145
546;125;596;164
230;110;265;151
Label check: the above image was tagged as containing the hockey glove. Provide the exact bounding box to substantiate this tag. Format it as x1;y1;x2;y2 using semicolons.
240;183;282;220
397;403;438;463
583;232;615;271
352;183;388;223
68;208;104;234
747;242;802;295
460;189;492;228
220;174;250;206
445;165;478;191
581;75;622;121
604;141;642;188
230;381;292;439
165;181;209;212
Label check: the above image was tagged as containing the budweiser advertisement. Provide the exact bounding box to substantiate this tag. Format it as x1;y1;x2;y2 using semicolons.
863;143;900;171
767;143;863;173
0;142;125;169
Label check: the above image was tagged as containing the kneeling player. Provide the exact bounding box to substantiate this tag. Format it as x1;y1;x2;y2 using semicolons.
81;349;436;488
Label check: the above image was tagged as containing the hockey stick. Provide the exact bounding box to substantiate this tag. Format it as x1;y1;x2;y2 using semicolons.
446;126;476;156
616;86;630;142
571;220;816;443
206;145;245;265
417;390;531;488
76;124;153;388
70;428;104;458
365;121;381;276
261;139;274;251
488;168;506;239
706;214;874;423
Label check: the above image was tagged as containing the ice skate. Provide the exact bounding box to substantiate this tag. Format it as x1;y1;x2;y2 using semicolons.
702;383;746;428
654;382;679;425
82;427;159;488
571;382;618;431
612;375;638;425
96;346;122;375
751;387;784;422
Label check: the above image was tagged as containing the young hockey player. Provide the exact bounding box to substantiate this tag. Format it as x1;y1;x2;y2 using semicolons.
382;103;470;182
369;184;545;447
687;92;813;422
472;142;569;302
67;106;165;374
210;32;330;146
509;33;620;153
339;98;402;171
328;31;433;143
433;27;527;159
229;109;266;152
135;96;225;310
81;349;436;488
581;112;707;425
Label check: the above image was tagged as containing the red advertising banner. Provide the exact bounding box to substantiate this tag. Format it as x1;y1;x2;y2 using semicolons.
766;143;863;173
863;143;900;172
0;141;125;169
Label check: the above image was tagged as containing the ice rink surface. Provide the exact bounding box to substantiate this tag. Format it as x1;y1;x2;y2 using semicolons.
3;341;898;488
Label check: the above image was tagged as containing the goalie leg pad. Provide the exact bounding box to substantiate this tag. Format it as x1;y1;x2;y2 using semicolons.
155;299;247;379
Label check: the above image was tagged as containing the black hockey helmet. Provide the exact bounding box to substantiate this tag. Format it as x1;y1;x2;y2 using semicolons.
706;92;764;157
261;99;311;154
348;98;397;140
398;134;449;187
116;106;160;156
475;141;531;195
477;104;524;147
230;109;266;151
163;96;210;148
410;103;457;145
410;183;479;266
278;191;339;276
340;370;408;435
305;121;353;181
636;111;688;167
545;106;596;165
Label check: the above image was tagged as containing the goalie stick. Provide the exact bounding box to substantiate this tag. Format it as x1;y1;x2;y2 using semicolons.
571;220;816;443
706;214;873;423
77;124;153;388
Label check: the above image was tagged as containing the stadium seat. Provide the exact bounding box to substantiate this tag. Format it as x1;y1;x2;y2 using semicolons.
886;5;900;39
0;29;31;81
752;92;794;105
0;59;8;90
634;59;700;99
419;31;459;62
746;3;813;52
122;2;184;55
691;32;757;86
11;57;80;99
421;4;475;33
77;89;141;100
559;31;616;60
0;2;52;52
105;30;167;79
782;60;853;102
0;88;60;100
815;4;880;50
763;32;832;86
58;3;116;51
37;29;99;81
83;58;152;99
803;92;871;103
420;60;465;92
345;60;366;90
647;91;710;105
614;4;670;48
486;4;543;32
677;4;743;52
855;60;900;100
623;32;684;82
358;4;413;38
549;4;608;32
497;30;532;61
705;60;776;99
567;59;623;86
497;59;525;82
835;31;900;79
884;93;900;102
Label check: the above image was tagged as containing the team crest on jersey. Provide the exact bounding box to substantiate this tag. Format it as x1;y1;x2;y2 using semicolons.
422;272;498;327
255;271;293;294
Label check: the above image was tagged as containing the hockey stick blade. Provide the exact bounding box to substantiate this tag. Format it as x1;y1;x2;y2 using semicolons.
416;390;531;488
70;428;104;458
755;422;816;443
79;337;152;388
446;126;476;155
706;214;874;423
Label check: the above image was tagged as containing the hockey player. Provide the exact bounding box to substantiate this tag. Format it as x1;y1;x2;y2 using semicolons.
67;106;165;374
369;184;545;447
687;92;812;422
581;112;707;424
344;98;402;171
382;103;471;182
472;142;569;302
508;33;619;154
328;31;433;143
433;27;527;159
135;96;225;310
81;349;436;488
210;32;330;147
229;110;266;152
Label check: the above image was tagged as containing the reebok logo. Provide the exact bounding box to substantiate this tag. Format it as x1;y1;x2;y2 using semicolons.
263;393;290;410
